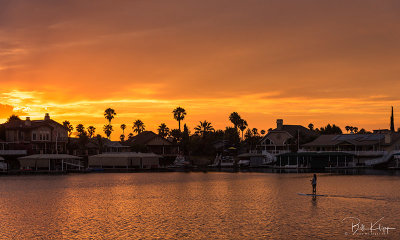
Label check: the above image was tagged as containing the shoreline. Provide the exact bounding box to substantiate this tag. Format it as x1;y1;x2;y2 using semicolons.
2;167;400;176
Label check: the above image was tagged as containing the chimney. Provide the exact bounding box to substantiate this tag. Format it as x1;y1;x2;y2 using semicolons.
25;117;31;126
277;119;283;130
44;113;50;121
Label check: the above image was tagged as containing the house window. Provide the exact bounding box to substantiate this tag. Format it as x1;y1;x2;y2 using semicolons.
46;133;50;141
32;133;37;141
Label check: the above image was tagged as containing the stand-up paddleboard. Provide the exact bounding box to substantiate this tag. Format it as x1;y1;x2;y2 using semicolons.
297;193;325;197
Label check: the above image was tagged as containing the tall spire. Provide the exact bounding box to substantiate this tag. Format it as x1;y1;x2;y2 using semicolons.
390;106;395;132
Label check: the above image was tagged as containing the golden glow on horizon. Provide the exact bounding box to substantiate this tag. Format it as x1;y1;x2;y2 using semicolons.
1;1;400;139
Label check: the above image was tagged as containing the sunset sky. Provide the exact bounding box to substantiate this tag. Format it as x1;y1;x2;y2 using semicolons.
1;0;400;139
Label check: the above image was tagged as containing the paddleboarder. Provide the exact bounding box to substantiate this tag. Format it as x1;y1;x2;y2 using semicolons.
311;174;317;194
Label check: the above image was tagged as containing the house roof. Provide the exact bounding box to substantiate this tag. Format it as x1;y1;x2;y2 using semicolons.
261;124;318;144
19;154;82;160
127;131;172;146
302;134;387;147
2;119;66;130
270;125;318;138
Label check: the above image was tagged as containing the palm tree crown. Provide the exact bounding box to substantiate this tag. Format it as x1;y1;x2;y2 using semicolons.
133;120;145;135
194;120;215;136
104;108;116;124
103;124;113;139
76;124;86;137
87;126;96;138
229;112;241;130
158;123;170;138
120;124;126;134
63;121;74;136
172;107;186;131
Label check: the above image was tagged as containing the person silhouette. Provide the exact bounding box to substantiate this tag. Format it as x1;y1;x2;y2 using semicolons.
311;174;317;194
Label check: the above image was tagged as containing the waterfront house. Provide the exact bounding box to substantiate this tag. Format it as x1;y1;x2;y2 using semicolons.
301;133;400;167
0;114;68;155
257;119;318;155
125;131;178;156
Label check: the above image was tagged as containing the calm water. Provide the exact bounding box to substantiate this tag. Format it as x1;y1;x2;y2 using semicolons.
0;172;400;239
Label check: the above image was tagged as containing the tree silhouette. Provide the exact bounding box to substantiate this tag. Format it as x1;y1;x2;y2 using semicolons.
120;134;125;142
229;112;241;130
308;123;314;131
345;126;350;133
7;114;21;122
252;128;259;136
245;129;253;140
104;108;116;125
133;120;145;135
224;127;240;145
169;129;181;143
318;124;342;134
238;119;248;140
103;124;113;139
194;120;215;137
173;107;186;131
63;121;74;137
120;124;126;135
87;126;96;138
260;130;266;135
76;124;86;137
157;123;170;138
128;133;134;140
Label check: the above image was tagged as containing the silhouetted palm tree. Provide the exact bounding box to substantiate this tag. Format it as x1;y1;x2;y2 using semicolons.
353;127;359;133
345;126;350;133
76;124;86;137
308;123;314;131
229;112;241;130
194;120;215;137
128;133;134;140
238;119;248;140
63;121;74;137
260;130;266;135
120;134;125;142
103;124;113;139
104;108;116;125
87;126;96;138
158;123;170;138
120;124;126;135
252;128;259;136
173;107;186;131
133;120;145;135
245;129;253;140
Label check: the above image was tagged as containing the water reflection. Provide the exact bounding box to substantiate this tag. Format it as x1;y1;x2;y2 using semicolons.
0;172;399;239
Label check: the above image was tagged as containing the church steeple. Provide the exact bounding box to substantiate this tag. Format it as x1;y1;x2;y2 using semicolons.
390;106;395;132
